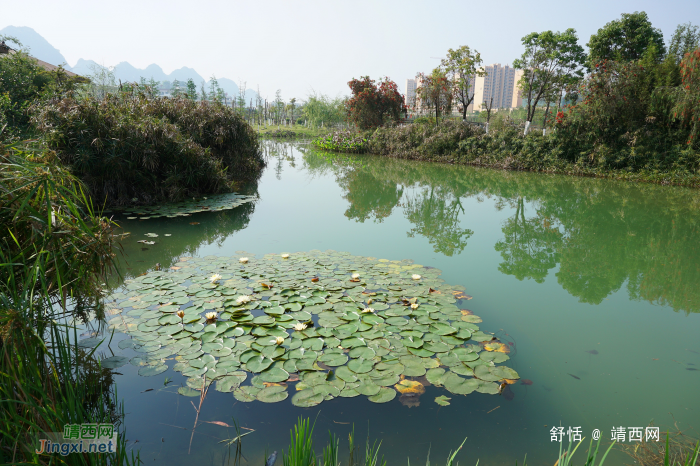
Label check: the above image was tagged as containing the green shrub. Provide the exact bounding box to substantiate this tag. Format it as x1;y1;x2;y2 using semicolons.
31;92;264;206
312;130;369;153
0;140;117;322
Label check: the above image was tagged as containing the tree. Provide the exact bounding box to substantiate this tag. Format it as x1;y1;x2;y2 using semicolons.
186;78;197;100
513;28;585;134
668;22;700;65
345;76;406;130
171;78;181;97
414;68;453;124
273;89;283;124
289;97;297;124
587;11;665;67
199;81;208;101
304;93;345;127
674;47;700;147
441;45;487;120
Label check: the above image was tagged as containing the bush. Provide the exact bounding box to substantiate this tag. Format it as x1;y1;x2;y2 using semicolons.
312;130;369;153
0;140;117;321
31;92;264;206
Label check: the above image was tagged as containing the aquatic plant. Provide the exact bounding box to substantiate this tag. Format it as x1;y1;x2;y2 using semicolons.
106;250;519;406
31;92;264;206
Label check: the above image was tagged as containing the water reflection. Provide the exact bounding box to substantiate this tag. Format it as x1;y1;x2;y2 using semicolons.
299;146;700;314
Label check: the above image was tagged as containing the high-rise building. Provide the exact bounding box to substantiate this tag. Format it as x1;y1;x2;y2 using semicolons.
405;78;417;108
468;64;523;112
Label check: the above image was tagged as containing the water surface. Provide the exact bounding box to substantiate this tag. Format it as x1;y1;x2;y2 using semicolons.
101;141;700;466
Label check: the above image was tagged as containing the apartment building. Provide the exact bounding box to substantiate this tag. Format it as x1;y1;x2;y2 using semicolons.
469;64;523;112
405;78;417;108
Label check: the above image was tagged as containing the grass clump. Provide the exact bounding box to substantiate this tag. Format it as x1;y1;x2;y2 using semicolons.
31;91;264;206
312;130;369;153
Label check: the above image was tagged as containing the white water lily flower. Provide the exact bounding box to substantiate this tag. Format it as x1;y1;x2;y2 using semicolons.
361;307;375;313
293;322;308;331
410;303;419;310
275;336;285;345
281;253;290;259
351;273;360;279
210;273;222;283
236;295;252;304
412;274;422;280
205;312;217;321
239;257;249;264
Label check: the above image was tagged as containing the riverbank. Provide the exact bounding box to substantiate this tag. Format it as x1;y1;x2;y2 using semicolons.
257;124;336;139
312;121;700;188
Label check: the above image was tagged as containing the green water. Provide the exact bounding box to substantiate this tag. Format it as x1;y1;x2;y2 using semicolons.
103;141;700;466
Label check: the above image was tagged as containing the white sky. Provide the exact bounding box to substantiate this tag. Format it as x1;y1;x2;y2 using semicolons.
3;0;699;101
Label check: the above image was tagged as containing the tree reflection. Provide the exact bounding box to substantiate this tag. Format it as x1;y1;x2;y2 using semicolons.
494;197;562;283
297;143;700;314
403;187;473;256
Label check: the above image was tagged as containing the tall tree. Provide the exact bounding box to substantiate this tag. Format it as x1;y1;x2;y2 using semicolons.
441;45;487;120
346;76;406;130
414;68;453;124
667;22;700;65
587;11;665;67
199;81;208;101
186;78;197;100
513;28;585;134
289;97;297;124
171;78;181;97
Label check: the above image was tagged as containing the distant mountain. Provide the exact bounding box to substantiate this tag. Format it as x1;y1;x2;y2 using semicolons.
1;26;257;101
0;25;68;67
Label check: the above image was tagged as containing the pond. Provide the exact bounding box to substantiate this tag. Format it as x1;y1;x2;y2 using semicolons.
94;141;700;466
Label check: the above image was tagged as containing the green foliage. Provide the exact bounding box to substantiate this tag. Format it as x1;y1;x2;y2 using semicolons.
513;29;586;126
414;69;453;123
441;46;486;120
587;11;666;67
312;130;369;153
303;93;346;128
346;76;406;130
31;92;264;206
674;47;700;145
668;23;700;65
0;38;85;139
0;141;118;321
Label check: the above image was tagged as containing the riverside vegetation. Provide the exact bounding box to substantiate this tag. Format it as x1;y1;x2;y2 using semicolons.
0;37;262;463
314;16;700;187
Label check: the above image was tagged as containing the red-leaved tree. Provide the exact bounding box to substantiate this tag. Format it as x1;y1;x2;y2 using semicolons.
345;76;406;130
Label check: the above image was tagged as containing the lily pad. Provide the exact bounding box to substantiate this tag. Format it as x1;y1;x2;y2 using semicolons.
100;356;130;369
257;385;289;403
138;364;168;377
291;389;325;407
434;395;451;406
367;387;397;403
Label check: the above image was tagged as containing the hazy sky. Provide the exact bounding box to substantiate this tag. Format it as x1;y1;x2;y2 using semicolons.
3;0;699;101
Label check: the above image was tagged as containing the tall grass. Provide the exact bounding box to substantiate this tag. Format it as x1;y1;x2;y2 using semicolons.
0;140;118;323
31;91;264;206
1;142;137;464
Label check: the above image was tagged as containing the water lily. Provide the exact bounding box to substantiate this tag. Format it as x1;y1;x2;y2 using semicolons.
275;336;285;345
281;253;290;259
177;310;185;318
361;307;375;313
351;273;360;279
366;298;374;304
205;312;217;321
412;274;421;280
239;257;249;264
293;322;308;331
410;303;419;310
210;273;222;283
236;295;252;304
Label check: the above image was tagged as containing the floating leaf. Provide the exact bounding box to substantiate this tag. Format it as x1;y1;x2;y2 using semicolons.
434;395;451;406
394;379;425;395
100;356;129;369
257;385;289;403
291;389;324;407
178;386;201;397
138;365;168;377
367;387;396;403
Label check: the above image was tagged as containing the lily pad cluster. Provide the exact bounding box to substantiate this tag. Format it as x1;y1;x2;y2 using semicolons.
106;193;257;220
105;250;519;406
